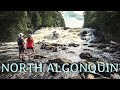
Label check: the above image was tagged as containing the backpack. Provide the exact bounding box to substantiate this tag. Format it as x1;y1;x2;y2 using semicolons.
18;37;23;46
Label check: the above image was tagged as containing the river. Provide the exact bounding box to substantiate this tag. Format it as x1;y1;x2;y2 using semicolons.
0;27;120;79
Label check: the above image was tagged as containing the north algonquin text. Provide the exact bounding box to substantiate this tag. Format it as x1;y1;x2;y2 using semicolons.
1;62;120;73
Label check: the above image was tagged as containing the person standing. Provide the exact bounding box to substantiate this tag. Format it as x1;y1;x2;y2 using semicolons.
17;33;25;61
26;34;35;60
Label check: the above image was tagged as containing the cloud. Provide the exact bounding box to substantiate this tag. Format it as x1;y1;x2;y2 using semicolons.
62;11;84;28
68;11;84;20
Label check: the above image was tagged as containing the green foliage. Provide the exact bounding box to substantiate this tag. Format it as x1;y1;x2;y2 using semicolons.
83;11;120;42
0;11;65;42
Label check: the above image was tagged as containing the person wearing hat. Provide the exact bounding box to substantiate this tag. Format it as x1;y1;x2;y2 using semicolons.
17;33;25;61
26;34;35;60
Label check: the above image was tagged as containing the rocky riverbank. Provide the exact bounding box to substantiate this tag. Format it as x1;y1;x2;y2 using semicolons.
0;27;120;79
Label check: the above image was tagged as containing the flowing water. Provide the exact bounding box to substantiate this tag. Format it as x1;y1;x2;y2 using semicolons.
0;27;120;79
33;27;120;63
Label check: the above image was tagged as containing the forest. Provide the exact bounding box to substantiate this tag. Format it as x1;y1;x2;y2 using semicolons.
83;11;120;42
0;11;65;42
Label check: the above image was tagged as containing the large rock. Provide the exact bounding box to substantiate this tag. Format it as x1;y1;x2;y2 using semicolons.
61;46;68;50
89;39;102;43
80;30;88;40
110;41;118;45
0;43;5;46
87;74;95;79
103;47;116;53
79;52;92;59
52;47;58;52
97;44;107;49
88;44;97;47
68;76;82;79
51;43;62;47
110;73;120;79
0;50;7;53
69;43;79;47
80;30;87;36
45;46;53;50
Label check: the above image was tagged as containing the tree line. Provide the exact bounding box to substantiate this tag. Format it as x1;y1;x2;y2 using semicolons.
0;11;65;42
83;11;120;42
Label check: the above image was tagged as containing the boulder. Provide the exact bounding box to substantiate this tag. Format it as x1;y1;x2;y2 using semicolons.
83;49;90;51
97;44;106;49
103;48;116;53
40;44;46;49
88;44;97;47
79;52;92;59
68;76;81;79
110;73;120;79
61;47;68;50
0;50;7;53
80;30;87;36
52;47;58;52
67;51;75;54
89;39;102;43
48;58;65;65
87;74;95;79
51;43;62;47
110;41;118;45
0;43;5;46
69;43;79;47
45;46;53;50
83;44;88;45
33;55;46;59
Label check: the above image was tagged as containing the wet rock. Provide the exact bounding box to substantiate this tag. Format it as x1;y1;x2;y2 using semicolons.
45;46;53;50
79;52;92;59
90;57;99;61
79;72;93;79
110;41;118;45
116;52;120;54
0;50;7;53
33;54;46;59
83;44;88;45
51;43;62;47
52;47;58;52
81;37;86;40
0;55;12;61
83;49;90;51
103;48;116;53
98;72;111;78
40;44;46;49
64;27;70;30
36;41;42;44
61;47;68;50
0;43;5;46
103;47;110;52
109;48;116;53
87;74;95;79
49;70;57;76
40;43;57;51
48;58;65;65
89;39;102;43
68;76;81;79
69;43;79;47
53;31;59;39
110;73;120;79
84;29;105;43
88;44;97;47
80;30;87;36
67;51;75;54
97;44;106;49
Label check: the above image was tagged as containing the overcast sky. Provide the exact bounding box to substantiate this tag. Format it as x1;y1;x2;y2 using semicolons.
62;11;84;28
